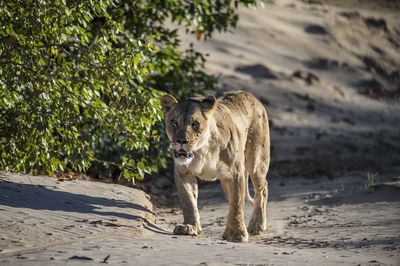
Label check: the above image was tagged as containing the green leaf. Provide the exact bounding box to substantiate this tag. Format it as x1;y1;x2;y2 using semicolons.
137;161;145;170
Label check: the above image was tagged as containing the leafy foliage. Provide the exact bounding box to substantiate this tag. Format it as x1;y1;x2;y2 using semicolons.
0;0;257;181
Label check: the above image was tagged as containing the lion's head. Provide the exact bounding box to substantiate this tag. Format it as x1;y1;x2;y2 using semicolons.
161;94;217;165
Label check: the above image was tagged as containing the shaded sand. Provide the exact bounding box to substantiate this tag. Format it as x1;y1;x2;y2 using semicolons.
0;172;158;263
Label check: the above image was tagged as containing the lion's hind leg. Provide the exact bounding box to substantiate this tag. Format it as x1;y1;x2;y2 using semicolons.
247;172;268;235
246;150;269;235
245;106;270;235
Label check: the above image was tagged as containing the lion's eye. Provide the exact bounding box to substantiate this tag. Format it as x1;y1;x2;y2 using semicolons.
170;119;178;127
192;121;200;130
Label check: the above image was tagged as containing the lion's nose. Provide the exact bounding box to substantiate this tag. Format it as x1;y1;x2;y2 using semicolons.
176;139;188;145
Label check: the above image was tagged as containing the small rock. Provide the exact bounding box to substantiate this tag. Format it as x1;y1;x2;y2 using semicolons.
314;208;324;213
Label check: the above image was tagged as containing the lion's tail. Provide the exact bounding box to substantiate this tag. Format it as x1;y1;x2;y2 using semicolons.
245;175;254;205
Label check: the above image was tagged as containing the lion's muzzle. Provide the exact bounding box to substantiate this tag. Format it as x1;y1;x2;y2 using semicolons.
174;149;194;159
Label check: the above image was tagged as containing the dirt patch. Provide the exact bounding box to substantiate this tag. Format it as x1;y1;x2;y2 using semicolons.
235;64;278;79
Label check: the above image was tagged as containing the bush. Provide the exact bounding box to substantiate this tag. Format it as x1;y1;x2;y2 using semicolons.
0;0;257;181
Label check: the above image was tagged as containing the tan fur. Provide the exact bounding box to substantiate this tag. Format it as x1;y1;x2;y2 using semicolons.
161;91;270;243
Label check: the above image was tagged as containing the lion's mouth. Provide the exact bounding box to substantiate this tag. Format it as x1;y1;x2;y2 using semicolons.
174;149;194;159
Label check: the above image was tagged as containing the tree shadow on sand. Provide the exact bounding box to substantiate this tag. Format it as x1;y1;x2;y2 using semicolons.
0;178;151;221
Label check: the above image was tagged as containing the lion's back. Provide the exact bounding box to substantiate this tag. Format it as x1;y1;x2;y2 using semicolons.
218;91;268;128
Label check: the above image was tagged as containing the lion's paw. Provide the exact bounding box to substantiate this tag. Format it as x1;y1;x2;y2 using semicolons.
223;229;248;243
248;218;267;235
173;224;201;236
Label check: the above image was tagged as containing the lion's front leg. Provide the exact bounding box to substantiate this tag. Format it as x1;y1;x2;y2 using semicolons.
221;172;248;243
173;173;201;236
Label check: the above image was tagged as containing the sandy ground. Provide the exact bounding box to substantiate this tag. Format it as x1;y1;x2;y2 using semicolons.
1;0;400;265
1;171;399;265
153;172;400;265
0;172;158;265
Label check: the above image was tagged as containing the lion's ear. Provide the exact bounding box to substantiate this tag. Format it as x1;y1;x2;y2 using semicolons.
201;94;217;112
161;94;178;113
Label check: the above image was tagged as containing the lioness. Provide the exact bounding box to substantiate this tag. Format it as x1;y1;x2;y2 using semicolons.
161;91;270;243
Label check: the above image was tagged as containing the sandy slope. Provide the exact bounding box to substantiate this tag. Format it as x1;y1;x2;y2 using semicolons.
179;0;400;178
0;172;157;264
